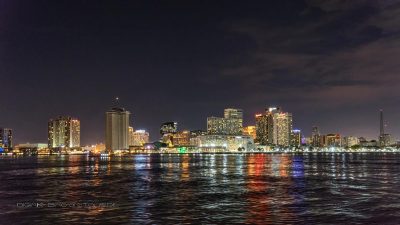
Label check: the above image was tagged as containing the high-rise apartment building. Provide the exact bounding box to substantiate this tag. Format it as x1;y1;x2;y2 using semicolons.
255;107;292;147
0;128;13;150
291;129;302;147
207;108;243;135
378;110;391;147
48;117;80;148
273;111;292;146
105;107;130;151
255;113;271;145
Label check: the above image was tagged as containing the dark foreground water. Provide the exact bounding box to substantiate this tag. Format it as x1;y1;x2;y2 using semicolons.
1;153;400;225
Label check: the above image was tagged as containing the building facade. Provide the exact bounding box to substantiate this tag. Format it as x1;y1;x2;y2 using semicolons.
198;135;255;151
255;107;293;147
130;130;150;146
0;128;12;150
105;107;130;151
255;113;272;145
272;112;292;146
325;134;341;147
172;130;190;146
311;126;320;147
342;136;360;147
242;126;256;140
291;129;302;147
48;117;80;148
207;108;243;135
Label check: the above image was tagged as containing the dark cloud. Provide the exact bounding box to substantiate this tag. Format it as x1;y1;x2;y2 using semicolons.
219;0;400;103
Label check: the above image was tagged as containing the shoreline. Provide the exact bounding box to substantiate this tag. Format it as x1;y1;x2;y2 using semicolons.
1;151;400;157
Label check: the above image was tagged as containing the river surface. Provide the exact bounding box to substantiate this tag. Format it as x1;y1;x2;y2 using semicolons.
0;153;399;224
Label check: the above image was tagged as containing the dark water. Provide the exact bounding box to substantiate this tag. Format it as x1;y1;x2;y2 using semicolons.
0;153;400;225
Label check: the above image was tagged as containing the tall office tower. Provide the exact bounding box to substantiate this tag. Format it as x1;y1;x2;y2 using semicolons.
380;109;384;137
48;117;80;148
291;129;302;147
272;111;293;147
255;107;293;146
131;130;150;146
0;128;13;150
207;108;243;135
224;108;243;134
311;126;320;147
255;114;271;145
255;107;280;145
105;107;130;151
224;108;243;123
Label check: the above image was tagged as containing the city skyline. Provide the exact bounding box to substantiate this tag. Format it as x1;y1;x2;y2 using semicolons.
0;104;395;146
2;1;400;144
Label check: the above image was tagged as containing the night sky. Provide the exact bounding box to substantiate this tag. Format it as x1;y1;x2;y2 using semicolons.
1;0;400;145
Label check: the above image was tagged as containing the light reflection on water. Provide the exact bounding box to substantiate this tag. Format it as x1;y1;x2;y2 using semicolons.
0;153;400;224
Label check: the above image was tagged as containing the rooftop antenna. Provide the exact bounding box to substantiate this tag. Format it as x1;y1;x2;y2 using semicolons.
380;109;384;136
114;96;120;107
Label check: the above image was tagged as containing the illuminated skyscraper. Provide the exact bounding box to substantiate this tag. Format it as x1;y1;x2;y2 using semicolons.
224;108;243;123
255;114;272;145
0;128;13;150
272;111;292;147
207;108;243;135
105;107;130;151
291;129;301;147
207;117;225;134
48;117;80;148
378;110;391;147
255;107;292;147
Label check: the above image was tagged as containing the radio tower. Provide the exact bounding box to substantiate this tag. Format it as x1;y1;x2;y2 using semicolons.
380;109;384;137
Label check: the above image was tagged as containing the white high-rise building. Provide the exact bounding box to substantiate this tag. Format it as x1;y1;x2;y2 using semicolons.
207;108;243;135
48;116;80;148
273;112;292;147
105;107;130;152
